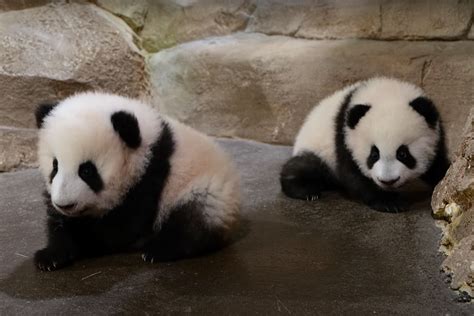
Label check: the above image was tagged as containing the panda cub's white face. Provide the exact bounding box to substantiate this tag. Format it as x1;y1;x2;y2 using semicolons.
345;78;440;190
37;92;160;217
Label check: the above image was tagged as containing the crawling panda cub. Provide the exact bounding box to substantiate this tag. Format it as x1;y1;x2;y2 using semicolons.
34;92;240;271
280;77;449;212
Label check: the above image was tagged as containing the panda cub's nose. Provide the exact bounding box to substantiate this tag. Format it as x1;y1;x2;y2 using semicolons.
379;177;400;186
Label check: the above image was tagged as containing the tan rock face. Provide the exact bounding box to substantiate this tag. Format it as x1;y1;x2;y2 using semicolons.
0;0;53;12
381;0;473;39
96;0;148;32
247;0;381;39
245;0;473;40
432;108;474;296
149;33;473;155
139;0;255;52
0;2;149;129
442;236;474;296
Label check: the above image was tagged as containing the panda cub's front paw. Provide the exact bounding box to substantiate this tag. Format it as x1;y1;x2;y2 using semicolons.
34;248;73;271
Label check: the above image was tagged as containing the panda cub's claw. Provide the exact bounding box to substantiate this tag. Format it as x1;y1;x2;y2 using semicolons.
142;248;176;263
34;248;73;271
306;194;320;201
141;253;157;264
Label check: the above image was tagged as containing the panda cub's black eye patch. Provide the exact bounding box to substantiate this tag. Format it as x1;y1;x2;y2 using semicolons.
78;161;103;193
50;158;58;183
396;145;416;169
367;145;379;169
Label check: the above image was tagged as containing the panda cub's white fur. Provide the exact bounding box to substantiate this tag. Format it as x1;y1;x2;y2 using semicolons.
282;77;449;213
34;92;240;271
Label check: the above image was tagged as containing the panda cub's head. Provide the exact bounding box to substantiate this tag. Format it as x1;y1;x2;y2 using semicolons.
35;92;161;217
345;77;442;190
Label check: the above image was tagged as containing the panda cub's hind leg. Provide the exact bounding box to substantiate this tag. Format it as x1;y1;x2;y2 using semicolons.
280;152;336;200
142;199;229;263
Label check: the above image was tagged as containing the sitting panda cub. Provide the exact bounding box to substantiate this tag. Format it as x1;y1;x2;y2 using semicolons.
280;77;449;213
34;92;240;271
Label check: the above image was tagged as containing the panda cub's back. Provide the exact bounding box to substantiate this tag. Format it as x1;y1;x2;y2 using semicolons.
157;118;240;229
293;83;360;171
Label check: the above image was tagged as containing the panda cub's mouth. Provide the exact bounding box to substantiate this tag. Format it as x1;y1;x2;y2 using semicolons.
53;203;90;217
375;177;403;190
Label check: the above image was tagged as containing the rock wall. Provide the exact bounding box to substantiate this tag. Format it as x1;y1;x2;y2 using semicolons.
0;0;473;171
432;108;474;298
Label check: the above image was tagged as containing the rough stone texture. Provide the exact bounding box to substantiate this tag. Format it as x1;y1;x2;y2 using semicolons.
381;0;474;39
0;0;54;12
139;0;255;52
443;236;474;297
95;0;148;32
0;2;149;129
0;128;37;172
247;0;381;39
246;0;473;40
149;33;473;154
0;139;472;314
432;108;474;296
469;25;474;39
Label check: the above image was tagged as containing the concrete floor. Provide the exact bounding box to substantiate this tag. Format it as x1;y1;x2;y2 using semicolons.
0;139;471;315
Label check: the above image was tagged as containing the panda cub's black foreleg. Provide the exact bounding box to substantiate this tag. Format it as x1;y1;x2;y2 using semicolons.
280;152;337;200
142;200;228;262
34;216;80;271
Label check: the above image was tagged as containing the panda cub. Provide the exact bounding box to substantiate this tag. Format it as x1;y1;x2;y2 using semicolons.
34;92;240;271
280;77;449;213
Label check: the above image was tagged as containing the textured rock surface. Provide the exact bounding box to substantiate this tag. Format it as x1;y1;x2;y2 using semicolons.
0;0;53;12
138;0;255;52
246;0;473;40
432;108;474;296
149;33;473;153
442;236;474;297
96;0;148;32
0;128;37;172
0;2;149;129
247;0;381;39
380;0;473;39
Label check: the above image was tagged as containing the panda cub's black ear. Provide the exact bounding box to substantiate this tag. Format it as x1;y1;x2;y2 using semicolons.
409;96;439;129
111;111;141;149
347;104;371;129
35;102;58;128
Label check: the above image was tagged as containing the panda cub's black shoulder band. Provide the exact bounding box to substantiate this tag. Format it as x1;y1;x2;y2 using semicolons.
347;104;371;129
35;102;58;128
111;111;142;149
